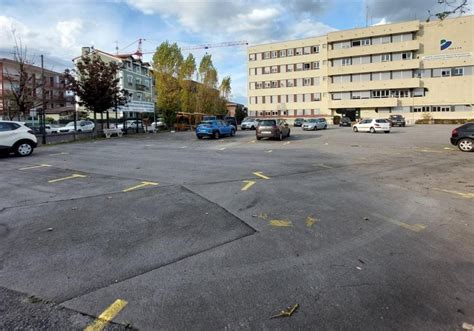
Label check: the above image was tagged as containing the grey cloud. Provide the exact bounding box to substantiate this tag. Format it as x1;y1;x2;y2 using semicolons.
366;0;470;23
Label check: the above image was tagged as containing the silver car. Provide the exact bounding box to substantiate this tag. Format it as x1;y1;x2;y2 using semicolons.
301;118;327;131
241;118;260;130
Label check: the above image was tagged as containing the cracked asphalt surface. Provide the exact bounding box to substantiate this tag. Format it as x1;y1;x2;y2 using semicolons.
0;125;473;330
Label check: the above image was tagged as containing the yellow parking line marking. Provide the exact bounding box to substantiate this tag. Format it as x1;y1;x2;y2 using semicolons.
433;188;474;199
419;149;442;153
122;181;159;193
19;164;51;170
265;150;273;153
253;171;270;180
283;141;291;145
306;216;318;228
48;174;87;183
241;180;256;191
443;147;454;150
219;147;226;151
314;163;332;169
372;213;426;232
84;299;128;331
269;220;292;227
49;152;69;156
248;140;256;143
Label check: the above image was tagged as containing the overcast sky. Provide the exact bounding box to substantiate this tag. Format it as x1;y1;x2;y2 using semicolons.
1;0;471;104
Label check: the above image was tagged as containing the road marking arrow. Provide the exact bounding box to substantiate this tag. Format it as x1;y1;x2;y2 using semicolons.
253;171;270;180
241;180;256;191
48;173;87;183
19;164;51;170
122;181;159;193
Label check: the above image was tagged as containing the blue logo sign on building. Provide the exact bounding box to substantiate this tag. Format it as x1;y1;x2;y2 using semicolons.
440;39;452;50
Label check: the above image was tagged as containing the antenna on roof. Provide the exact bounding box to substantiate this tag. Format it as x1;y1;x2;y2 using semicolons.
366;4;369;27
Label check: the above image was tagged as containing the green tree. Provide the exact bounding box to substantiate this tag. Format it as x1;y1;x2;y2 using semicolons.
427;0;469;21
179;54;197;113
63;53;128;117
152;41;183;127
219;76;231;101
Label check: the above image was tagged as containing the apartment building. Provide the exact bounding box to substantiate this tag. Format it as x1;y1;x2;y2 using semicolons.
0;58;74;120
74;48;155;118
247;15;474;122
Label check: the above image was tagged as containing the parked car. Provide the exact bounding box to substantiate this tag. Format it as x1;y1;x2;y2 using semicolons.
195;120;236;139
224;116;238;130
0;120;38;156
450;122;474;152
302;118;327;131
58;120;95;133
339;117;352;127
293;118;305;127
45;124;59;134
118;120;144;130
256;119;290;141
388;114;406;127
151;119;166;129
241;118;260;130
353;119;390;133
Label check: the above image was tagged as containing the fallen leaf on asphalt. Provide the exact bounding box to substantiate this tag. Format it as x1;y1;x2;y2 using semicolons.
462;322;474;330
358;259;365;264
363;217;369;221
47;228;53;232
356;266;363;270
271;304;299;319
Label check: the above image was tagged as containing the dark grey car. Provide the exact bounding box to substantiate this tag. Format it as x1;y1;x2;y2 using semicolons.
256;119;290;141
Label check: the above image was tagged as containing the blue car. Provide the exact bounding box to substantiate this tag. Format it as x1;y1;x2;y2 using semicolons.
196;120;236;139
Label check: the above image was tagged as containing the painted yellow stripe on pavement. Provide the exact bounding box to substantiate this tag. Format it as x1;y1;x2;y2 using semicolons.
19;164;51;170
49;152;69;156
122;181;159;192
253;171;270;180
372;213;426;233
269;220;292;227
84;299;128;331
433;188;474;199
48;174;87;183
283;141;291;145
241;180;256;191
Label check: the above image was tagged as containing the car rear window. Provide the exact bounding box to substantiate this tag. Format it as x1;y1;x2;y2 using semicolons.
375;119;388;123
259;120;276;126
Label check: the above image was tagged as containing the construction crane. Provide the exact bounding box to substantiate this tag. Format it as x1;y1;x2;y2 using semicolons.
118;39;249;59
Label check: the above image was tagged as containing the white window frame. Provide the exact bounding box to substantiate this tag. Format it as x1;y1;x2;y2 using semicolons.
401;52;412;60
287;49;294;56
441;69;451;77
361;39;371;46
279;49;286;57
303;78;311;86
453;68;464;76
312;45;320;53
271;51;277;58
287;64;293;72
312;61;320;70
296;48;303;55
342;58;352;66
381;54;391;62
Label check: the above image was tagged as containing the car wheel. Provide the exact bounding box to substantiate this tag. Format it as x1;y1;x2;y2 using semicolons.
14;141;34;156
370;127;376;133
251;126;255;130
279;132;283;141
213;131;220;139
197;135;203;139
353;126;358;132
324;125;327;130
458;138;473;152
314;126;318;131
77;129;82;132
256;136;262;140
230;129;235;136
287;129;290;138
402;124;406;127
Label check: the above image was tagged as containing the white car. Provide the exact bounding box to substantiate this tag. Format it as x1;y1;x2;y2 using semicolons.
117;120;144;130
302;118;327;131
58;120;95;133
241;118;260;130
353;119;390;133
0;120;38;156
151;119;166;129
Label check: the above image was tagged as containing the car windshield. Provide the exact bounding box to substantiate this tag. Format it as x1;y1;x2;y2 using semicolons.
199;121;214;126
391;115;403;119
260;120;276;126
65;122;75;127
307;119;318;123
376;119;388;123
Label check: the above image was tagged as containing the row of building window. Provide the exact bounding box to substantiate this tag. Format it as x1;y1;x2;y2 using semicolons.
250;109;323;116
250;77;321;90
249;61;321;76
249;45;323;61
124;61;150;76
248;33;414;62
331;67;467;83
331;32;413;50
333;52;413;67
126;76;151;88
332;88;426;100
249;93;322;104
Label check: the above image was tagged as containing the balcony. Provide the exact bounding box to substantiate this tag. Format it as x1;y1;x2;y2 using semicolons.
329;78;421;92
136;84;148;91
329;59;420;75
330;97;398;109
328;40;420;59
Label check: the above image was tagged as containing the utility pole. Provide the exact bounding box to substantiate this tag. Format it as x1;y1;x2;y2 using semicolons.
40;55;46;144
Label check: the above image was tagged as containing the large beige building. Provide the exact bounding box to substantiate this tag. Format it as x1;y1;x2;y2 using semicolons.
247;15;474;123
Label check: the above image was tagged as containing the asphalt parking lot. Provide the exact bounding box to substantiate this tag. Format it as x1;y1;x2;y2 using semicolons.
1;124;473;330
